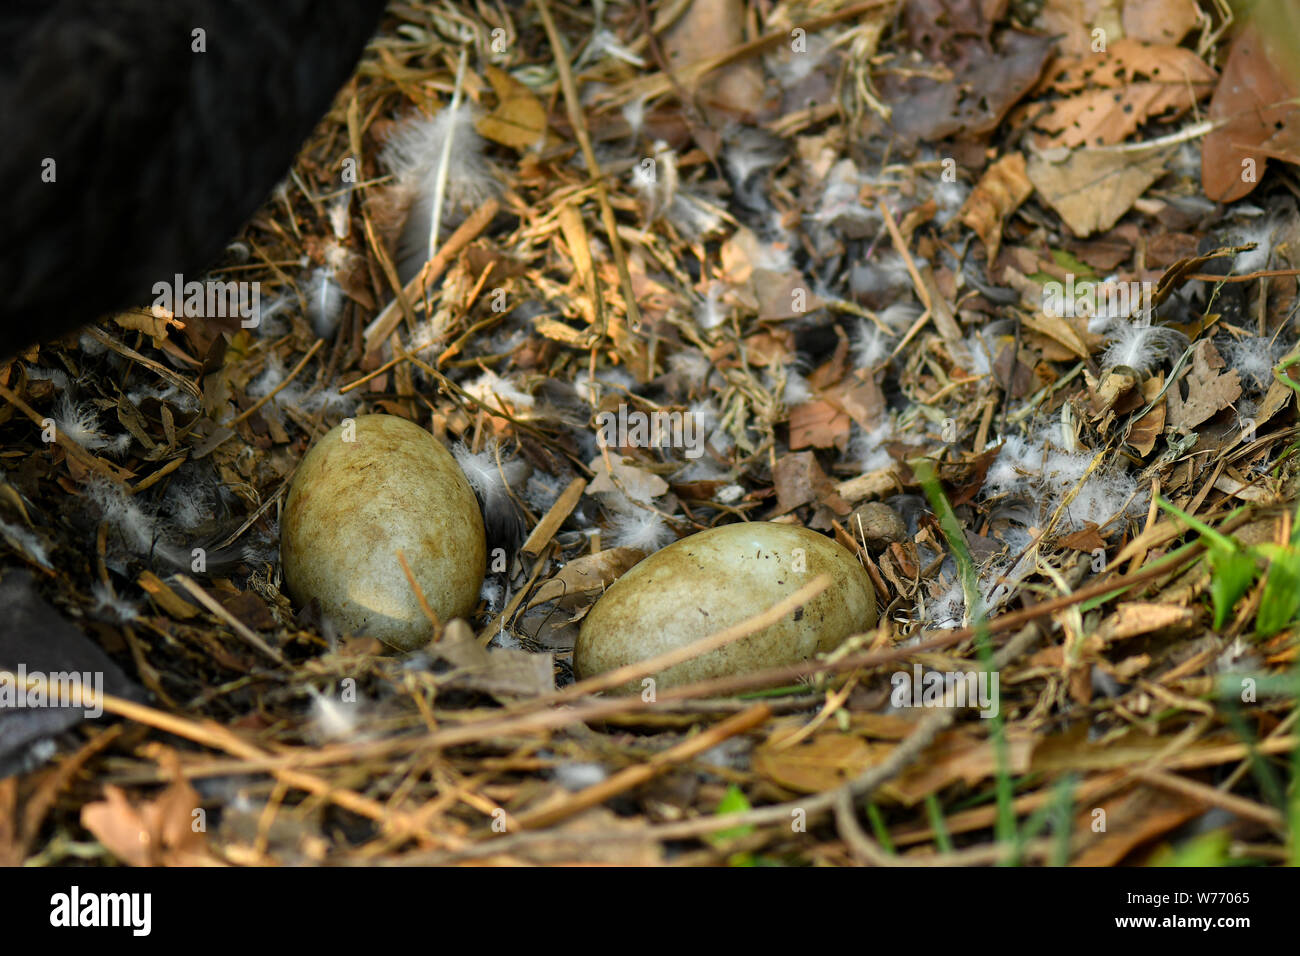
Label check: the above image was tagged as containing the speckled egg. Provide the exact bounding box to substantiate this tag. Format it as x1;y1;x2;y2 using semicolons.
574;522;878;692
280;414;485;650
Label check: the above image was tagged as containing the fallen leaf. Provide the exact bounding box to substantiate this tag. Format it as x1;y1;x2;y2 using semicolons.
1127;382;1166;456
754;723;1033;806
1037;0;1121;58
477;65;548;151
1096;602;1195;642
528;547;644;609
1073;785;1204;866
753;731;882;793
1020;309;1092;359
1166;340;1241;430
960;152;1034;263
788;400;850;450
587;453;670;501
1202;23;1300;202
822;375;886;432
883;31;1055;141
434;621;555;698
1212;474;1272;502
662;0;766;121
887;728;1035;805
1027;145;1171;237
113;309;184;345
510;808;665;865
1058;525;1108;552
1034;41;1215;149
81;769;214;866
1122;0;1201;46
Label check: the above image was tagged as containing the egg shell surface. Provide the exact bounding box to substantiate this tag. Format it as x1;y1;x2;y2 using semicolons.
574;522;878;691
280;414;486;650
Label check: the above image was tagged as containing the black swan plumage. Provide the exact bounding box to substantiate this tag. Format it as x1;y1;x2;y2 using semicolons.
0;0;388;357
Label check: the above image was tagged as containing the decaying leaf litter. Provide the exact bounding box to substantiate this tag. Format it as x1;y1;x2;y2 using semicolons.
3;0;1300;866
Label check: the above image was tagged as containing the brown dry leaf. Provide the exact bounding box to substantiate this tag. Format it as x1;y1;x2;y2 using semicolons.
1058;525;1108;552
902;0;1000;60
887;728;1035;806
587;453;670;500
847;712;920;739
822;375;886;432
960;152;1033;263
113;309;184;345
527;547;644;609
1035;41;1214;148
1020;310;1092;359
1122;0;1201;46
1256;121;1300;167
662;0;765;121
771;450;846;516
0;777;19;866
1166;340;1242;430
753;731;882;793
534;317;599;349
755;268;818;321
718;226;761;287
772;451;820;513
1071;236;1134;270
754;725;1033;806
1027;145;1170;237
1213;473;1272;503
81;775;214;866
742;329;797;368
1096;602;1194;642
1037;0;1121;58
1254;365;1297;428
81;787;155;867
883;31;1056;140
477;65;548;151
1127;400;1165;456
1032;725;1261;774
1072;785;1204;866
1127;370;1166;455
1203;24;1300;202
788;400;850;451
1043;38;1214;93
510;808;664;865
434;622;555;698
1092;367;1138;414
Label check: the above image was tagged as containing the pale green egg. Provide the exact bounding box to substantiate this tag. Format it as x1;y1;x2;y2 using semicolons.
280;414;485;650
575;522;878;692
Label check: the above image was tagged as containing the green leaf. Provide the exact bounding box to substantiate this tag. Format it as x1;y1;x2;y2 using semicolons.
1207;544;1259;630
1049;249;1096;277
1256;545;1300;636
1274;350;1300;395
1155;496;1240;552
710;785;755;844
865;803;895;854
1148;830;1231;867
925;794;954;853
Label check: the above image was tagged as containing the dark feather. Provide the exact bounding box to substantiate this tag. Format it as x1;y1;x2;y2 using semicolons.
0;0;387;356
